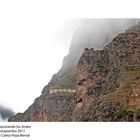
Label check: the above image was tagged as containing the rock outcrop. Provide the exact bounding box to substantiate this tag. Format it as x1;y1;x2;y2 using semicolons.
9;93;75;121
73;23;140;121
9;21;140;122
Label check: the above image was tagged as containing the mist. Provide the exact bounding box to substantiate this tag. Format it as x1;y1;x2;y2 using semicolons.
70;19;139;52
0;105;14;122
61;19;140;70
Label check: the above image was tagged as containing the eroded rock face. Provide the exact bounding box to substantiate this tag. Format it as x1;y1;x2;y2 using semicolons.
9;93;75;122
76;49;109;103
73;23;140;121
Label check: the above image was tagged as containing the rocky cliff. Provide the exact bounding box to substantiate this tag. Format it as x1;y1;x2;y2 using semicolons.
9;20;140;122
73;24;140;121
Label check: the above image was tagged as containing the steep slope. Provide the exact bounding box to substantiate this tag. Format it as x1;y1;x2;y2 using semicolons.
9;20;140;122
73;23;140;121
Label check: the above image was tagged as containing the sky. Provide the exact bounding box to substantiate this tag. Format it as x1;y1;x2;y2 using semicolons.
0;1;82;113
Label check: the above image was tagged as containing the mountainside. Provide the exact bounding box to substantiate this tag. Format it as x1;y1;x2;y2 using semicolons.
9;21;140;122
73;25;140;121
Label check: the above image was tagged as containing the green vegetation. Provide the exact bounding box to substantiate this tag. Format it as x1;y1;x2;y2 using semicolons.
81;113;90;121
98;65;140;121
53;69;77;88
115;110;133;120
97;57;108;73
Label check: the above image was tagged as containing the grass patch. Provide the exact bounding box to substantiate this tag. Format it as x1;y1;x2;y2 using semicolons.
100;66;140;111
115;110;133;121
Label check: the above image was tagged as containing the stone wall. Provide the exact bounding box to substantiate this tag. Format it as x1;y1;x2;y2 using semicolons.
49;88;76;94
83;48;94;56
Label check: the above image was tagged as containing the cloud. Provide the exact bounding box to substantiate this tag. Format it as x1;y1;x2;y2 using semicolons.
0;105;14;122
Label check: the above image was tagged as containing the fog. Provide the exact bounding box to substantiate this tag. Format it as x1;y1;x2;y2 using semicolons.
61;19;140;71
0;105;14;121
70;19;139;53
